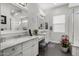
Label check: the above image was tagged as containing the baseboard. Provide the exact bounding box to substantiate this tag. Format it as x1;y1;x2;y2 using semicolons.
49;40;60;44
37;54;39;56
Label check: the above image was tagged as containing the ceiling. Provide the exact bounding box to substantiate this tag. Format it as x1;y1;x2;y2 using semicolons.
38;3;67;10
38;3;68;16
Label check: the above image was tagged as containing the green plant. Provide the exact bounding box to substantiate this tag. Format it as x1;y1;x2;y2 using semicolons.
34;29;38;35
61;35;70;48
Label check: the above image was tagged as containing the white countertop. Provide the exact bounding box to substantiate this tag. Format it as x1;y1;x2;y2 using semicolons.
36;36;45;41
38;33;47;36
0;35;44;50
1;30;27;35
72;44;79;48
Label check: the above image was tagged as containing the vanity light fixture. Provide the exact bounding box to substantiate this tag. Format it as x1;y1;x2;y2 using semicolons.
19;3;27;7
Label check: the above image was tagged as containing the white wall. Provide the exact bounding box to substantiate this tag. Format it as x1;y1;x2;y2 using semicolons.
68;8;74;44
44;4;72;43
69;3;79;7
73;7;79;46
1;3;13;30
43;4;79;44
27;3;39;30
0;3;39;31
1;3;28;30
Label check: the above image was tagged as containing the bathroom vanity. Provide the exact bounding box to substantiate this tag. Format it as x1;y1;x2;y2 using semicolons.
0;36;38;56
0;30;45;56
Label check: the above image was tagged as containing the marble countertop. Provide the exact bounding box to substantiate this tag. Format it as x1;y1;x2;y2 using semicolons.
1;30;27;35
0;35;44;50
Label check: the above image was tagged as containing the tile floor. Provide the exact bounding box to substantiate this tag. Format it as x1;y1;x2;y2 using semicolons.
39;43;72;56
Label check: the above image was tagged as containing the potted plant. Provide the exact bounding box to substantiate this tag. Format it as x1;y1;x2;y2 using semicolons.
33;29;38;35
61;35;70;52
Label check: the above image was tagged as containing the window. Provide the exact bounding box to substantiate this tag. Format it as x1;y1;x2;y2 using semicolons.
53;15;65;32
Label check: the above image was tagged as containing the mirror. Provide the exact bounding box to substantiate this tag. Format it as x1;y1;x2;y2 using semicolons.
0;3;28;31
18;17;28;30
37;14;45;29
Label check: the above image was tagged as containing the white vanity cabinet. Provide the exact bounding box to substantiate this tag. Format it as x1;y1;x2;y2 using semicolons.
3;44;22;56
22;38;38;56
0;37;38;56
72;46;79;56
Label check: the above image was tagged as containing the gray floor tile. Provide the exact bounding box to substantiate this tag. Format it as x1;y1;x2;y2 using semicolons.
39;43;72;56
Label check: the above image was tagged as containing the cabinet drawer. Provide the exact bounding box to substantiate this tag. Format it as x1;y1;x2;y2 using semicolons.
0;51;3;56
23;39;37;48
12;52;23;56
3;44;22;56
3;47;15;56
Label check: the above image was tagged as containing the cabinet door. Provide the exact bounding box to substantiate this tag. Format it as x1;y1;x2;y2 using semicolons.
32;43;38;56
76;47;79;56
74;7;79;46
72;46;77;56
31;39;38;56
22;43;35;56
3;44;22;56
22;42;32;56
3;47;16;56
14;44;22;53
22;39;38;56
23;44;38;56
0;51;3;56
